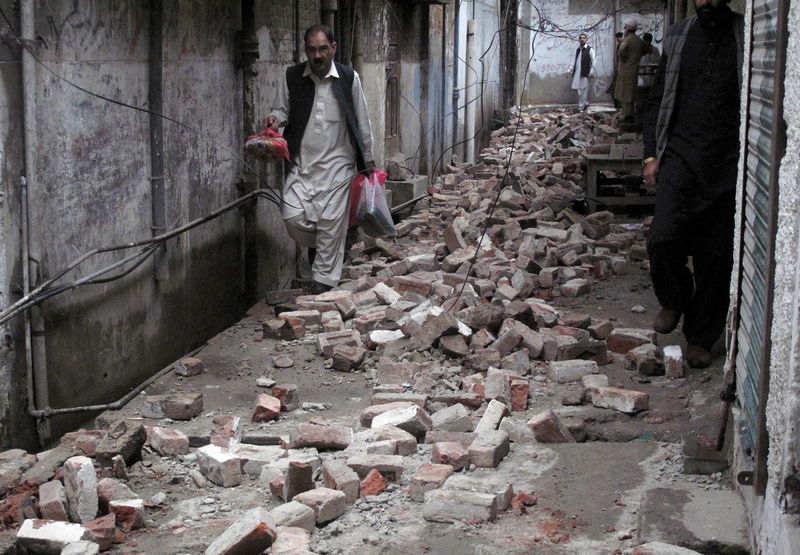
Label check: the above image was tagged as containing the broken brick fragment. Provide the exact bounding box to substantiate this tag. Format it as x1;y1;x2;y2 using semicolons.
360;468;386;497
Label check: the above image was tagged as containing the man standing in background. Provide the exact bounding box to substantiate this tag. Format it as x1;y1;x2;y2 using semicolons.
267;25;375;294
614;18;648;126
570;33;595;112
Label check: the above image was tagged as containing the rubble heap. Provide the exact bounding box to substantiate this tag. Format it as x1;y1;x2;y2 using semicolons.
0;108;693;554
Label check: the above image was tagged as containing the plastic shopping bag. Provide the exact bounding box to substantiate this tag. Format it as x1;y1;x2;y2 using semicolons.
355;170;395;237
243;128;291;161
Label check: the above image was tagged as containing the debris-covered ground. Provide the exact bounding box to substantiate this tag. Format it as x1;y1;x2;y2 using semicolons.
2;107;749;555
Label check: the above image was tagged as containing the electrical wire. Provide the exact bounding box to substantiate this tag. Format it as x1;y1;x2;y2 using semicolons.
0;4;292;211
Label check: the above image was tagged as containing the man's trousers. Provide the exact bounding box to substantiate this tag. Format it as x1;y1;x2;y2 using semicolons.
646;154;736;350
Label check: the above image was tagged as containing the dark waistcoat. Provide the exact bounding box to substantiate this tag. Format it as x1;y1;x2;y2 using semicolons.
282;61;366;171
573;46;592;77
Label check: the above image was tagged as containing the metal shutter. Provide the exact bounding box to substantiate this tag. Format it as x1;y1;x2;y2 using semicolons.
734;0;788;492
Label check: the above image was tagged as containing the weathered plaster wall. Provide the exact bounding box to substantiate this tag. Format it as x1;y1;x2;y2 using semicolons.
354;0;387;170
523;0;664;105
251;1;320;291
0;0;33;447
397;4;425;174
19;1;251;439
0;0;312;445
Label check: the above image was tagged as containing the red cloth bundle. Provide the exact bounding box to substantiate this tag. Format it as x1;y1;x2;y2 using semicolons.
244;128;291;161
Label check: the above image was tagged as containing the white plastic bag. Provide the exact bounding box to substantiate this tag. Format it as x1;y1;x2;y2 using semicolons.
356;172;395;237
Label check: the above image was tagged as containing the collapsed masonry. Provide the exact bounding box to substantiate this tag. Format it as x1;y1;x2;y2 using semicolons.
2;108;695;554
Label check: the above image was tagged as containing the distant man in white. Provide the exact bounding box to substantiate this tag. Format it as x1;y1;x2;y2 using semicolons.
267;25;375;294
570;33;595;111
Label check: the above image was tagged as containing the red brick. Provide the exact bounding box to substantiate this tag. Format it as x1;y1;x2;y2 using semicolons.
332;344;367;371
84;514;116;551
510;379;529;411
432;442;470;470
271;384;300;412
360;468;386;497
210;415;240;448
174;357;204;377
317;330;362;357
527;410;575;443
252;394;281;422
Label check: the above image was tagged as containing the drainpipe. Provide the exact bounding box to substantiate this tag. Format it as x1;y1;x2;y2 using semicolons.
464;19;476;164
149;0;168;281
236;0;259;304
321;0;338;29
20;0;50;444
294;0;301;63
451;2;460;161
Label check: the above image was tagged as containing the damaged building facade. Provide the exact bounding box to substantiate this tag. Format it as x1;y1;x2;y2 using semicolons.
0;0;799;553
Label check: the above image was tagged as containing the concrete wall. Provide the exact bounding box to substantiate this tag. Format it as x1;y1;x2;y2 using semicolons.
522;0;664;105
0;0;310;448
0;0;34;447
251;1;319;290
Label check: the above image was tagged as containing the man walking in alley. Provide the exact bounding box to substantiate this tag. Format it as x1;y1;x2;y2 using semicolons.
267;25;375;294
614;18;647;127
642;0;744;368
570;33;595;112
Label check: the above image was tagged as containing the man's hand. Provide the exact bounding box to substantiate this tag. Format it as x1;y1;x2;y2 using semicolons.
360;160;376;176
642;158;659;190
265;114;280;131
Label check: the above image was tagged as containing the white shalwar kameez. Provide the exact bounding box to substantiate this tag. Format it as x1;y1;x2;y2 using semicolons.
270;63;374;286
571;46;595;110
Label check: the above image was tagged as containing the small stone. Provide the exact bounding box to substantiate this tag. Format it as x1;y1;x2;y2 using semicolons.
630;305;647;313
663;345;685;378
174;357;204;376
273;356;294;368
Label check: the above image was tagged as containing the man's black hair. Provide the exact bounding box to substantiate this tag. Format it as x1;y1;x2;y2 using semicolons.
304;24;335;45
615;31;623;38
642;32;653;42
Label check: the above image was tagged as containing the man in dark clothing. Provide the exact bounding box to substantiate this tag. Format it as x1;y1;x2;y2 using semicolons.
642;0;744;367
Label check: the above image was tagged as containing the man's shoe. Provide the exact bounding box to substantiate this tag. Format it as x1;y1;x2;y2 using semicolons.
309;281;332;295
653;308;682;334
686;345;713;368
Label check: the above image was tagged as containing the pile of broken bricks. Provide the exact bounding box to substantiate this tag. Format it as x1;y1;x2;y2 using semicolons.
1;107;696;554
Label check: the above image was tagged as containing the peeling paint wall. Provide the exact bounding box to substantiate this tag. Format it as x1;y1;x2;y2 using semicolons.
523;0;664;105
0;1;308;447
0;0;34;447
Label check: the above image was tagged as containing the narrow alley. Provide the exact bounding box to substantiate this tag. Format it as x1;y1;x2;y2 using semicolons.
1;0;799;554
3;108;748;554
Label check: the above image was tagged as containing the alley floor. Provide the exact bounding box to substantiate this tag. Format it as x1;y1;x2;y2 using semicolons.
2;108;750;554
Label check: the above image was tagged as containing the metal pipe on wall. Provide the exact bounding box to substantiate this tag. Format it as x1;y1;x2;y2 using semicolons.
321;0;338;29
20;0;51;444
149;0;168;281
464;19;476;164
451;1;461;162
